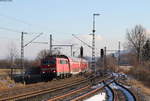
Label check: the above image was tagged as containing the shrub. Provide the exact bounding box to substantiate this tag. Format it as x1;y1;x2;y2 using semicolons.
128;65;150;87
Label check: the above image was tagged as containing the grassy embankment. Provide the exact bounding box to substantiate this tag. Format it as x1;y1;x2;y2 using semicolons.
0;69;23;90
120;66;150;95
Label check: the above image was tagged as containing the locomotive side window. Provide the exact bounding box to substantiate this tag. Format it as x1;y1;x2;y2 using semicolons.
60;60;68;64
64;60;67;64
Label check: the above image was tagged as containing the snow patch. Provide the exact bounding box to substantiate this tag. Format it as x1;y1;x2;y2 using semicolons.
84;92;106;101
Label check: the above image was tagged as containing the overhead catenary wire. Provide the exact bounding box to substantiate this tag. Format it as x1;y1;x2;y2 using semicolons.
0;13;54;34
0;26;44;35
24;33;44;47
72;34;119;57
0;27;22;33
72;34;92;48
0;13;32;26
72;34;102;53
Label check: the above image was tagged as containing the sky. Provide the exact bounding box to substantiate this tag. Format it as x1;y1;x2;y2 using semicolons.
0;0;150;59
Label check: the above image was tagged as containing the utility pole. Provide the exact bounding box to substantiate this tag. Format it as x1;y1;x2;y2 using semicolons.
21;32;26;85
118;41;120;66
70;45;73;56
50;34;52;56
92;13;100;73
21;32;25;74
20;32;43;84
21;32;43;68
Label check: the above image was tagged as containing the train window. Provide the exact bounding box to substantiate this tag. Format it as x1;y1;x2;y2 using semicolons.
42;60;56;65
60;60;64;64
60;60;68;64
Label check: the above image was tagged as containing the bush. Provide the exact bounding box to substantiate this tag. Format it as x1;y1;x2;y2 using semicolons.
128;65;150;87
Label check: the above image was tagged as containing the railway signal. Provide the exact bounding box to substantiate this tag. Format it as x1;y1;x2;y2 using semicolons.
100;48;104;58
80;46;83;58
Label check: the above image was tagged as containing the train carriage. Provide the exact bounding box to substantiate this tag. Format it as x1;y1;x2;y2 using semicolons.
40;55;88;80
69;57;88;74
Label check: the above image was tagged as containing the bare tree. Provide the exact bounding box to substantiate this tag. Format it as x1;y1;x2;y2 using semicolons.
6;42;19;79
7;42;19;68
106;55;118;72
126;25;147;63
36;49;62;60
142;40;150;61
36;49;50;60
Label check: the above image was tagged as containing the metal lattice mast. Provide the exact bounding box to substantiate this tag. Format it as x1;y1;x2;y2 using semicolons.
21;32;24;72
92;13;100;72
21;32;43;73
118;41;120;66
50;34;52;56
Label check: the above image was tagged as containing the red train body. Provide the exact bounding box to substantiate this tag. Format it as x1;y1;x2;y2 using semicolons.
40;55;88;79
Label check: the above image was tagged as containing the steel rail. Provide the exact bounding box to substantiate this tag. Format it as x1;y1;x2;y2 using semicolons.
70;77;136;101
113;89;119;101
0;78;87;101
70;77;114;101
47;76;113;101
48;85;90;101
114;81;136;101
118;80;139;100
0;77;83;95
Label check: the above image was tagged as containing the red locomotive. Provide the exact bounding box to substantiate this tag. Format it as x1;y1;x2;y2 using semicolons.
40;55;88;80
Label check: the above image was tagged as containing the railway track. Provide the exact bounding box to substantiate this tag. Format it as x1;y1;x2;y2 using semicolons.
48;85;91;101
118;80;144;101
0;76;86;101
114;81;136;101
47;76;114;101
107;80;136;101
1;73;136;101
48;76;136;101
0;74;111;101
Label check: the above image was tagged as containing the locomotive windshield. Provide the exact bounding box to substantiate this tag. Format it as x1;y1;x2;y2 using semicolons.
42;59;56;65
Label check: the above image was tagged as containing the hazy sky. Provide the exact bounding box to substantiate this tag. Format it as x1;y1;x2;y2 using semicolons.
0;0;150;59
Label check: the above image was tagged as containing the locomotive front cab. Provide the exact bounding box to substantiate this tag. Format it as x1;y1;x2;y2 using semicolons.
41;57;57;79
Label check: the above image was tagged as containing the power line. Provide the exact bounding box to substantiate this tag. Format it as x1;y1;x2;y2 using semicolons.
72;34;92;48
24;33;43;47
0;13;50;34
72;34;103;53
0;14;85;36
0;13;56;34
0;36;20;41
0;13;31;26
0;26;43;35
0;27;22;33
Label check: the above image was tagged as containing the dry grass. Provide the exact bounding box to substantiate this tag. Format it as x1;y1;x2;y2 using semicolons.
129;79;150;95
0;76;23;90
0;68;21;75
0;69;23;90
0;69;10;75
